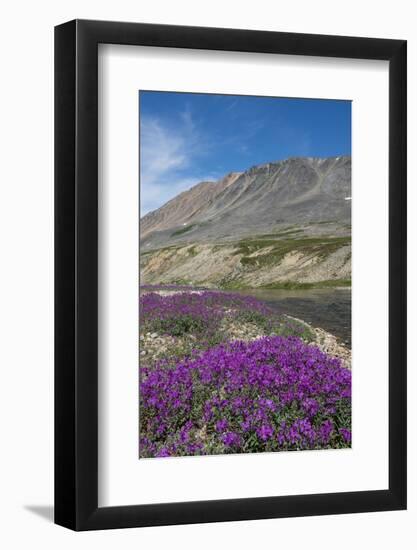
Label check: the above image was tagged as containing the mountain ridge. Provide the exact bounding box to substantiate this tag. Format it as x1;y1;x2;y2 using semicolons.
141;171;242;238
141;155;351;250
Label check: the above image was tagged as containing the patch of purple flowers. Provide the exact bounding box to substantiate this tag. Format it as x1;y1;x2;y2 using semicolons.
140;335;351;457
140;290;275;340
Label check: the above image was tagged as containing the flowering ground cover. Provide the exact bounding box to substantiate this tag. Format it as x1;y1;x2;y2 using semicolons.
140;290;313;344
139;290;351;458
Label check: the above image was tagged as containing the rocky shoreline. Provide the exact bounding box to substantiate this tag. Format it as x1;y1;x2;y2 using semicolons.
284;314;351;369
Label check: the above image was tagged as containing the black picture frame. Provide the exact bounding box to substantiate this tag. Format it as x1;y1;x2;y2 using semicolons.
55;19;407;531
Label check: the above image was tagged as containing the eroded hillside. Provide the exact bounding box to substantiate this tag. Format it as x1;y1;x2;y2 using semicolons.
140;233;351;289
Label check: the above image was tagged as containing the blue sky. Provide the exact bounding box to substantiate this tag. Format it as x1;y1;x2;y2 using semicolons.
139;91;351;215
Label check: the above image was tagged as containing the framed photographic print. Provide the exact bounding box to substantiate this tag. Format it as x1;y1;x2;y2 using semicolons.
55;19;407;530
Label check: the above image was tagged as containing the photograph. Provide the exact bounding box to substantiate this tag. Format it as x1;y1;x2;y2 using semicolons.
139;91;352;459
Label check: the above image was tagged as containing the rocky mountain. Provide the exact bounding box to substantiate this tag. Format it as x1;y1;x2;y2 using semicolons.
140;156;351;289
141;156;351;250
141;172;242;239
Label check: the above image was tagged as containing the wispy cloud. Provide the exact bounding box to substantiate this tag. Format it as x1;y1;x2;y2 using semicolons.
224;98;240;112
215;118;265;160
140;112;218;216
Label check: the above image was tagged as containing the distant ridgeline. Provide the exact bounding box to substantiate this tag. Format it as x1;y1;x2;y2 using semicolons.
140;156;352;290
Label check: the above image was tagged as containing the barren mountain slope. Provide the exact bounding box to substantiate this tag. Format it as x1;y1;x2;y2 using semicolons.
141;172;241;238
141;156;351;250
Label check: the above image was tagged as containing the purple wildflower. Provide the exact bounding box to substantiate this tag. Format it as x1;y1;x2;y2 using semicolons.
339;428;352;443
215;418;229;432
156;447;170;457
222;432;241;447
257;424;274;441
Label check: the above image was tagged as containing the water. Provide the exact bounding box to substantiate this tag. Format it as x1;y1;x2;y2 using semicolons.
233;288;351;348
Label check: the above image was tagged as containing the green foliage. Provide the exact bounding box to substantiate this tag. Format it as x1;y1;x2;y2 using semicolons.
234;310;271;331
242;228;304;239
171;223;197;237
221;306;315;344
273;317;315;343
187;246;198;257
149;314;206;337
220;278;351;291
236;236;351;268
261;279;351;290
